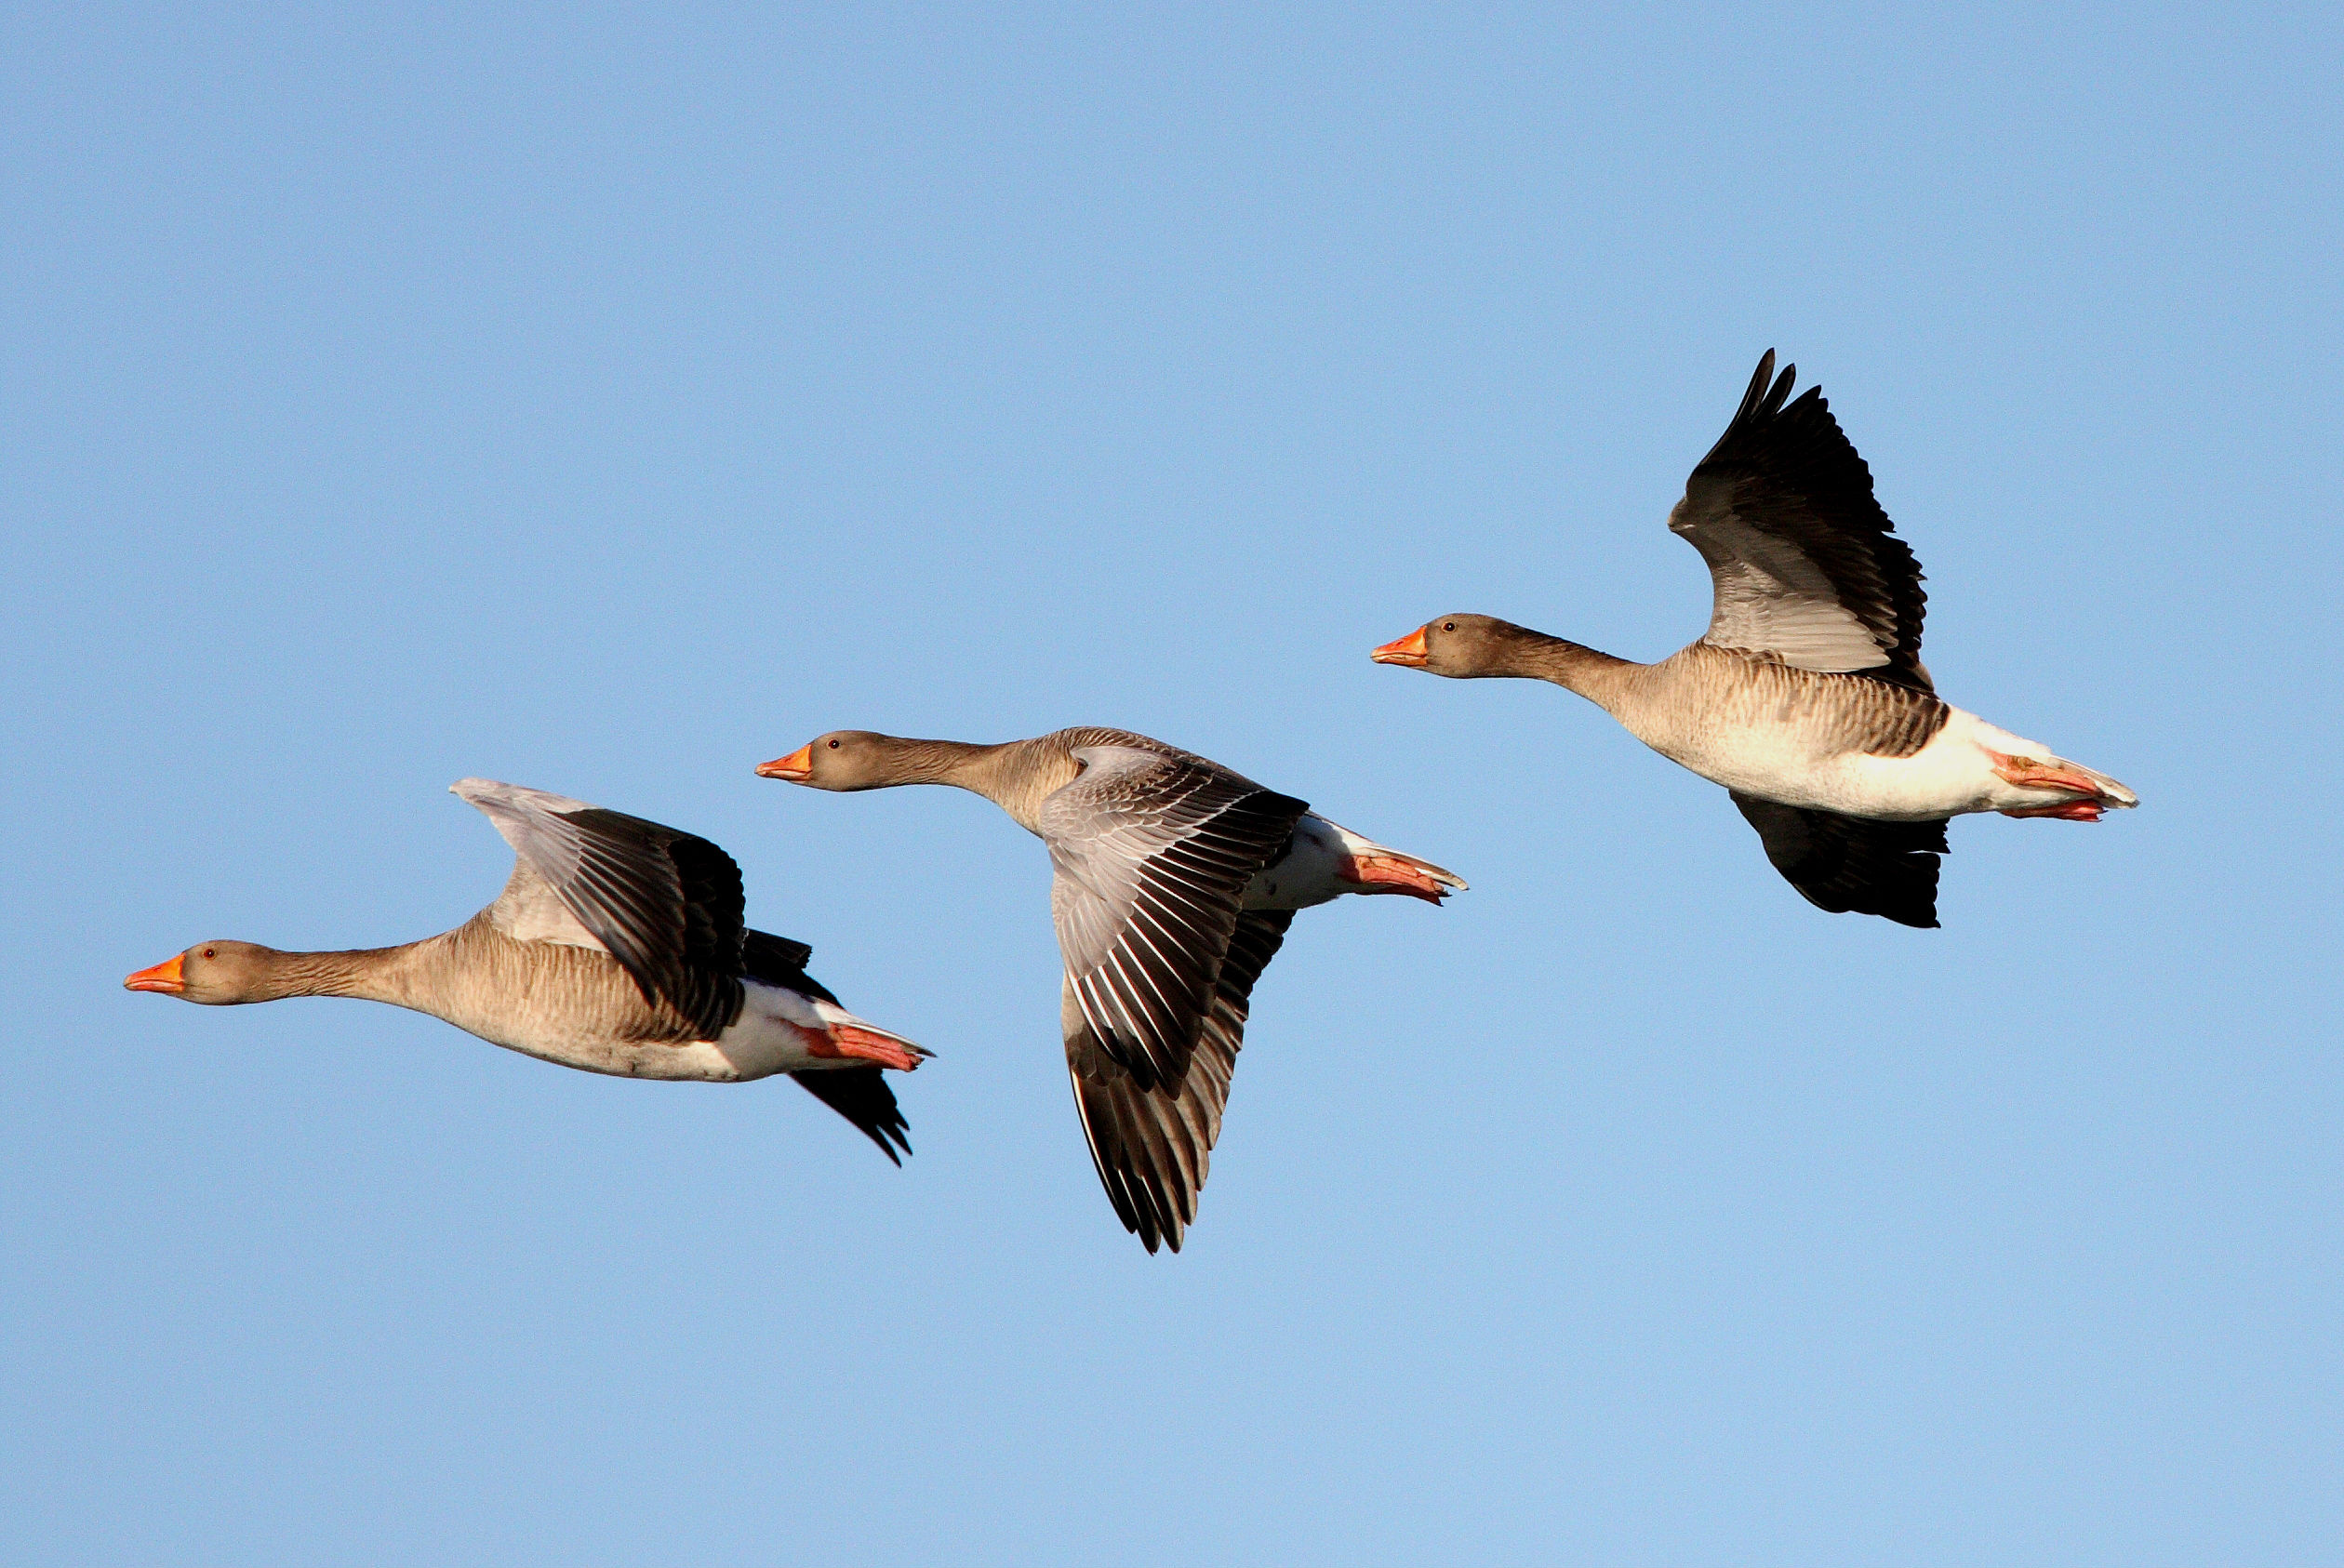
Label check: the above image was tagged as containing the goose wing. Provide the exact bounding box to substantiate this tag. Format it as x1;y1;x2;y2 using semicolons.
738;928;912;1165
453;778;745;1039
1066;910;1292;1253
1670;352;1932;691
1039;745;1308;1093
1729;792;1949;928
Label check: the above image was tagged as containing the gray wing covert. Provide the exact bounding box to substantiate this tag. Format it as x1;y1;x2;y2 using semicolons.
453;778;746;1039
1669;352;1933;691
1039;745;1308;1093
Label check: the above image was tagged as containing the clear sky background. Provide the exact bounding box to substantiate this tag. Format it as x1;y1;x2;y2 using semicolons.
4;6;2338;1565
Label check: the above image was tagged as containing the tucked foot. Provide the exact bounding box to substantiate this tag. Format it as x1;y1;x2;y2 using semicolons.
1984;748;2138;819
1339;854;1453;904
1985;749;2103;795
813;1023;931;1072
2001;800;2106;821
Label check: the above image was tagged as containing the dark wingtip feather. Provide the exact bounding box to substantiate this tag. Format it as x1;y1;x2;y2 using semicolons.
1736;351;1778;420
1063;910;1290;1258
1765;362;1797;416
1732;794;1949;929
789;1069;914;1165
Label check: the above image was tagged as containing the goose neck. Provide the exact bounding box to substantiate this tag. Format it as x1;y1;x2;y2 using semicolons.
1491;630;1639;706
252;944;426;1005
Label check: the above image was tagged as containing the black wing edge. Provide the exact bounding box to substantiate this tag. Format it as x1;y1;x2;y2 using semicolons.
1708;349;1797;458
790;1069;912;1165
739;928;838;1005
562;806;749;1039
741;928;904;1163
1070;910;1294;1254
1731;792;1948;929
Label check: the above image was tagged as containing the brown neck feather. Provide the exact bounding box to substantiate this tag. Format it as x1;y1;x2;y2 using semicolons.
860;735;1004;787
251;944;423;1004
853;730;1196;833
1480;625;1639;704
856;735;1073;831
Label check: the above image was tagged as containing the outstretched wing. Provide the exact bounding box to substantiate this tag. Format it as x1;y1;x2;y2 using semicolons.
453;778;745;1038
1730;792;1949;928
1039;745;1308;1093
1066;910;1293;1253
737;926;912;1164
1670;352;1932;691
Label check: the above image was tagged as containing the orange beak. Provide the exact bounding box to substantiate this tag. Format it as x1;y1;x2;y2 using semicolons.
1370;626;1430;667
756;742;816;782
125;952;186;994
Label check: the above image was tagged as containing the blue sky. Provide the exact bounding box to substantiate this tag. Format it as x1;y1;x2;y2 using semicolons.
4;6;2337;1564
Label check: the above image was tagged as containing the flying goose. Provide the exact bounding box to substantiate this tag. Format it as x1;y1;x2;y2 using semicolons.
1373;351;2136;928
124;779;926;1162
757;728;1463;1251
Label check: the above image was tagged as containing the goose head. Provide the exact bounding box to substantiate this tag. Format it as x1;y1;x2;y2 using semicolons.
758;730;923;791
125;941;289;1004
1371;614;1533;677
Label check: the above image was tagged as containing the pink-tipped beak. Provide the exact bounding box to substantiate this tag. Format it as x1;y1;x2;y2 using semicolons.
1371;626;1430;668
125;953;186;994
757;742;816;782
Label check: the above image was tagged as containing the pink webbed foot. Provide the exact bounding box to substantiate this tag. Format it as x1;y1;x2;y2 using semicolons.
2001;800;2105;822
1339;855;1450;904
809;1025;928;1072
1986;749;2107;798
1985;748;2123;821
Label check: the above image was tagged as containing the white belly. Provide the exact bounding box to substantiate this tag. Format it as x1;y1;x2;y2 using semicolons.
1647;706;2073;820
461;980;839;1083
1243;816;1353;910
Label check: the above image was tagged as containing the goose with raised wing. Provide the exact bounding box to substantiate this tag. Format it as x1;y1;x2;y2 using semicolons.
759;728;1463;1251
124;779;926;1163
1372;351;2136;928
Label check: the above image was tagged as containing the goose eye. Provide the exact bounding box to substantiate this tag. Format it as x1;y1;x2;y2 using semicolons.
1442;621;1456;631
827;738;840;749
202;947;217;959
